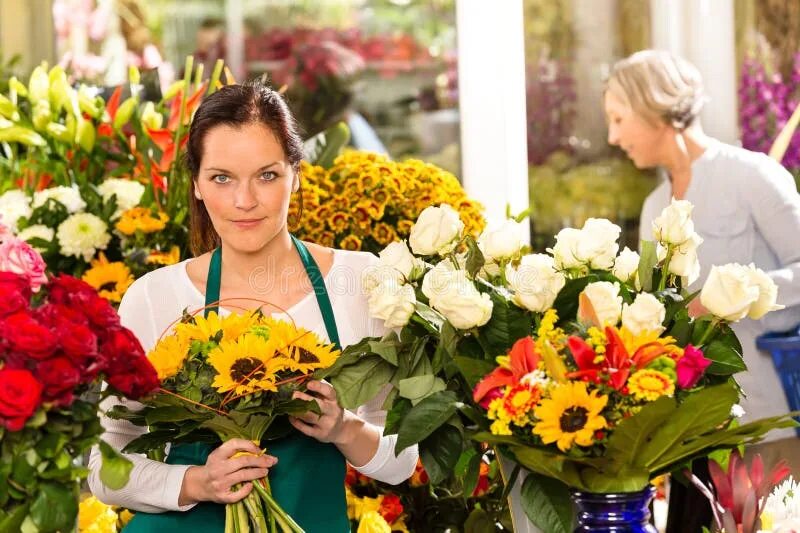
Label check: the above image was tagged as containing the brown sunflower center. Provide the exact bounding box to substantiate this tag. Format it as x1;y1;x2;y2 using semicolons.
99;281;118;292
559;406;589;433
297;348;320;364
230;357;265;382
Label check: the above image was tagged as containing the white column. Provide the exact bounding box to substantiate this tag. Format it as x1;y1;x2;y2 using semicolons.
224;0;245;81
456;0;530;242
650;0;738;143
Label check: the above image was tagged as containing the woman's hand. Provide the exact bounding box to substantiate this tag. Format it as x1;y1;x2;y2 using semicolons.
289;380;351;444
179;438;277;506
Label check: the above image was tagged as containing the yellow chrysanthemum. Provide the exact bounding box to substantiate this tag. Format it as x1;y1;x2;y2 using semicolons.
146;246;181;266
346;490;382;521
627;369;675;401
340;234;362;251
175;311;259;344
147;334;189;381
208;334;292;394
372;223;397;246
533;381;608;452
82;253;134;303
317;231;336;248
78;496;118;533
328;212;351;233
115;207;169;235
357;511;392;533
279;328;340;374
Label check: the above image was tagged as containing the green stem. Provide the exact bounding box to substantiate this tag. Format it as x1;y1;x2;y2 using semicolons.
252;479;305;533
696;317;721;347
471;329;493;358
236;501;251;533
243;491;267;533
225;504;235;533
658;245;674;292
168;55;193;214
208;59;225;95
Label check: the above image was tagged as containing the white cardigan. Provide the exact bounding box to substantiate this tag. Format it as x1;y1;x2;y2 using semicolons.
87;249;417;512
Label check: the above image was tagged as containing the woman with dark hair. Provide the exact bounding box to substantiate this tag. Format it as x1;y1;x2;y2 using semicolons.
87;81;417;532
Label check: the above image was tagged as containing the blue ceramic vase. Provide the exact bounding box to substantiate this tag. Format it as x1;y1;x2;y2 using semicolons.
571;486;657;533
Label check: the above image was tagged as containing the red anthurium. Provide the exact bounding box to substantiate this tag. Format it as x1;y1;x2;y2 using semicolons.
473;337;540;403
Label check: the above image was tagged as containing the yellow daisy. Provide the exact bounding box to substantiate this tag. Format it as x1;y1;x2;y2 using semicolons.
208;334;291;395
176;310;259;344
627;369;675;402
533;381;608;452
82;252;134;303
147;334;189;380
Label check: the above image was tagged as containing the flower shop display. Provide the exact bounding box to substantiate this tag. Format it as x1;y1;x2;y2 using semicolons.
323;198;796;532
0;226;158;533
107;307;343;533
291;150;485;255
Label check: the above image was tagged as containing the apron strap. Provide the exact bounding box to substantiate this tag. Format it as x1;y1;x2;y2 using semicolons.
290;235;341;350
204;246;222;317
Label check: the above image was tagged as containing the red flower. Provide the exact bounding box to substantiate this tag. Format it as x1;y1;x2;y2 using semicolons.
472;462;491;497
35;303;89;327
676;345;712;389
37;356;81;406
48;275;120;329
0;271;32;317
0;368;43;431
378;494;404;525
0;311;58;360
99;327;145;373
473;337;540;403
106;355;159;399
409;460;429;487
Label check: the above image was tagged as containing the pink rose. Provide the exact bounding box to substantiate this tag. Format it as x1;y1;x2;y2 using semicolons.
0;237;48;292
676;345;712;389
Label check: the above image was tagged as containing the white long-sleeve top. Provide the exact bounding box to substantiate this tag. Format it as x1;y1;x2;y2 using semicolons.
88;248;417;512
639;140;800;440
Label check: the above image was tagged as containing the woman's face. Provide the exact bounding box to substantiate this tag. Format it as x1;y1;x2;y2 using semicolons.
604;89;670;169
194;122;298;254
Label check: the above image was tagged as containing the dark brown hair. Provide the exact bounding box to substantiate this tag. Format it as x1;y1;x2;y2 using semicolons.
186;81;304;256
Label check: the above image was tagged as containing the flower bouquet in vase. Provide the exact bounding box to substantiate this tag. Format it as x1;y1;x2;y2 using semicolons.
107;302;341;533
0;226;158;532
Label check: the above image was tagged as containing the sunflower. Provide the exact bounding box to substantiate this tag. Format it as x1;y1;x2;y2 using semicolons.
627;369;675;402
82;252;134;303
176;310;259;345
533;381;608;452
147;334;189;380
208;334;291;395
146;245;181;266
279;328;340;374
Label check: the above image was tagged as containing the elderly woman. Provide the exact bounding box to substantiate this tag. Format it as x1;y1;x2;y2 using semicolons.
604;49;800;531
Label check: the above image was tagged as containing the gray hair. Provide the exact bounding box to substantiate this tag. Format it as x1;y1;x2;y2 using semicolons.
606;50;708;131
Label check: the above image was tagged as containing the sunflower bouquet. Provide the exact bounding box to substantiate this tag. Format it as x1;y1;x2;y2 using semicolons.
107;308;340;533
324;199;797;531
290;150;485;254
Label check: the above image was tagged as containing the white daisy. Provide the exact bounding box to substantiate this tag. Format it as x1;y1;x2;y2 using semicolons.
17;224;55;252
57;213;110;262
32;185;87;214
0;190;32;233
97;178;145;218
763;477;800;531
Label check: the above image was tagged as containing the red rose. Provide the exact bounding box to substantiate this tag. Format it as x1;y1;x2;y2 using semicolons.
47;274;97;304
47;275;120;329
37;356;81;406
106;356;159;399
59;321;98;366
378;494;404;525
0;311;57;360
99;327;145;373
36;303;89;327
0;271;31;317
0;368;43;431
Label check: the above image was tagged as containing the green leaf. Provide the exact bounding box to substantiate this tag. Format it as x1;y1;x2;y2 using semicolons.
0;503;29;533
605;395;677;467
398;375;446;405
302;121;350;168
98;440;134;490
703;341;747;375
415;302;444;332
368;338;398;366
464;508;493;533
509;445;594;490
145;405;211;425
520;474;573;533
35;432;68;459
553;277;593;324
29;482;78;532
384;397;412;435
395;391;458;454
420;424;463;484
482;291;533;356
330;354;395;409
464;236;486;279
462;450;483;497
453;356;496;389
667;317;691;346
638;240;657;292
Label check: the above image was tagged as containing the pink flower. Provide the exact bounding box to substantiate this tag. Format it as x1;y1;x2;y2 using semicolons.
676;344;712;389
0;237;48;292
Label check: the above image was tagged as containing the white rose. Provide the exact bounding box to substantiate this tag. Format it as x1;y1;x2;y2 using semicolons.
367;278;417;328
506;254;566;313
478;219;526;263
16;225;55;252
577;218;621;270
362;264;404;294
429;271;493;330
745;265;784;320
32;185;86;214
0;190;32;232
700;264;760;322
409;204;464;256
579;281;623;327
377;241;424;282
621;293;666;336
421;260;459;302
550;227;583;269
97;178;145;218
666;232;703;284
479;260;502;281
652;198;695;245
612;247;640;283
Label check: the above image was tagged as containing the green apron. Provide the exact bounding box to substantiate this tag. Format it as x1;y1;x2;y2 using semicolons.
125;236;349;532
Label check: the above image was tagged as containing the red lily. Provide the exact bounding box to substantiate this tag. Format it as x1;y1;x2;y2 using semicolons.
473;337;540;403
98;86;123;138
145;82;207;174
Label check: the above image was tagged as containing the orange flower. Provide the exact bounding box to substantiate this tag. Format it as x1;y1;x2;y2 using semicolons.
409;460;429;487
472;462;491;497
378;494;403;525
473;337;541;404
